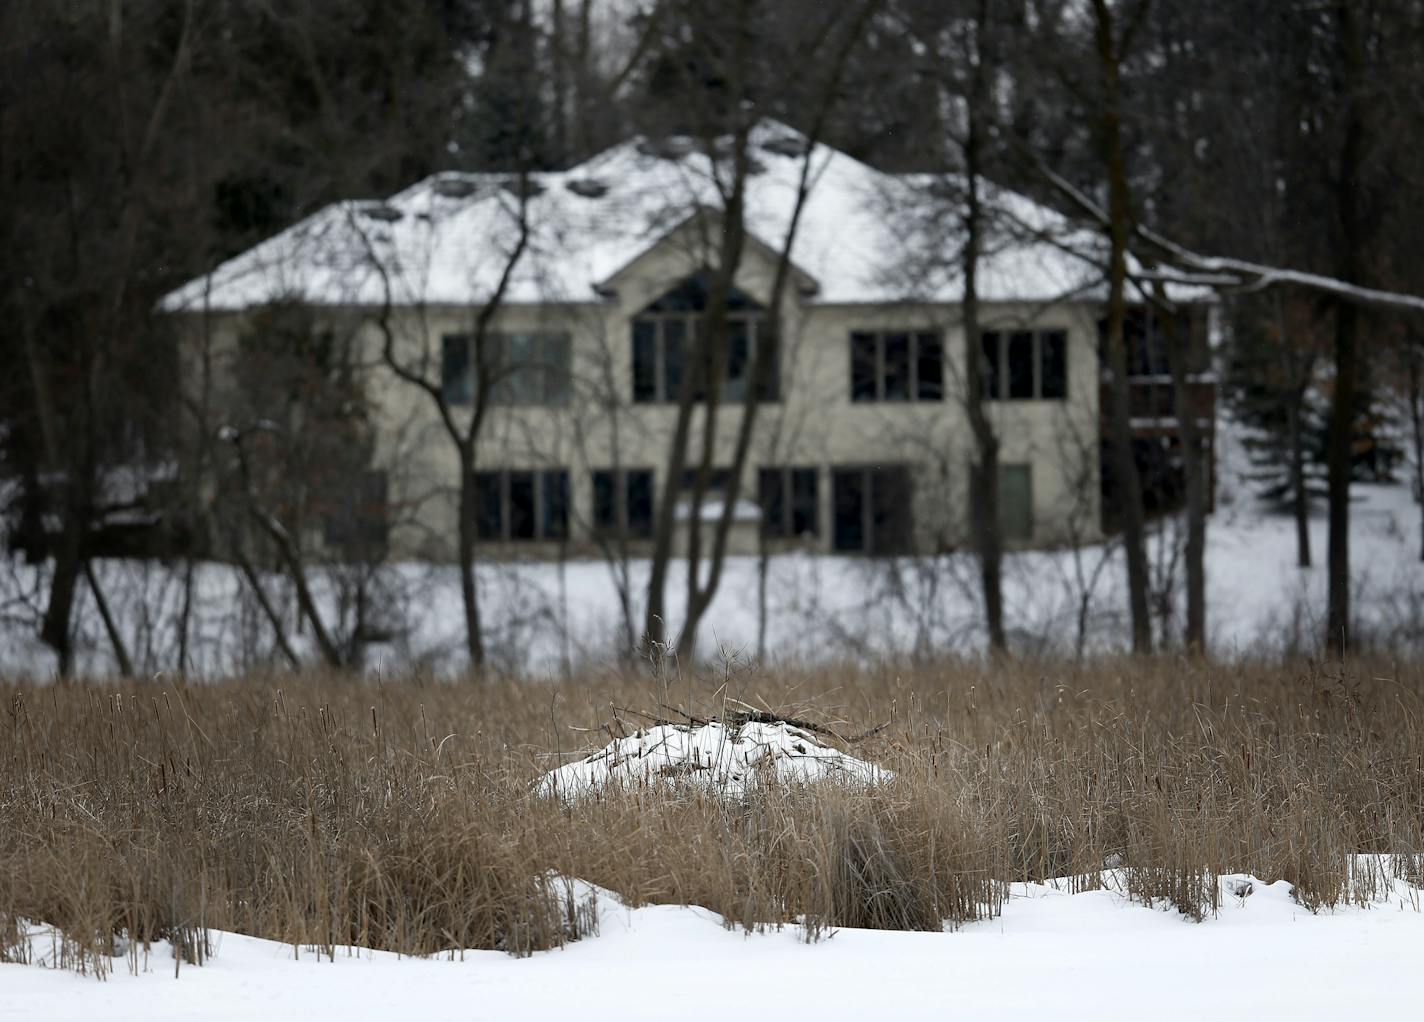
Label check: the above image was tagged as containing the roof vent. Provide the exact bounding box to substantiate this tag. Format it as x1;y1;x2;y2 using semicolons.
433;176;480;198
502;176;546;199
566;178;609;199
762;135;810;158
359;203;403;222
637;136;696;160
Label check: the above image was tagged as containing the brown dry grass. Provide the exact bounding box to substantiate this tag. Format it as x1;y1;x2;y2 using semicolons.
3;656;1423;974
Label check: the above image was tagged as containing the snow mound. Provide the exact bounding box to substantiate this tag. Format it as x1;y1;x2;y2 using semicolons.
539;719;890;800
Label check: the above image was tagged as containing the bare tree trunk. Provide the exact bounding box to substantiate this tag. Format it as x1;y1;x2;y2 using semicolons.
755;528;772;661
84;560;135;677
1287;383;1312;568
1093;0;1153;654
1273;298;1313;569
457;459;485;669
1326;299;1357;654
178;554;195;674
1159;297;1206;652
1326;8;1366;656
1408;336;1424;562
666;0;881;664
960;5;1005;654
249;509;341;669
20;300;85;676
230;539;301;668
361;176;530;677
42;539;83;677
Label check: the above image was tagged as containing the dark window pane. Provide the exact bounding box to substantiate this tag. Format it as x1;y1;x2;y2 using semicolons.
916;333;943;400
980;332;1001;400
442;334;472;404
725;318;750;402
474;471;502;540
883;332;911;401
632;320;657;402
790;468;818;536
999;464;1033;540
542;471;569;540
1041;330;1067;400
502;332;538;404
832;470;865;552
664;318;686;402
593;470;617;532
507;472;536;540
870;467;913;555
626;470;654;538
1007;331;1034;399
851;332;877;402
758;468;786;537
642;273;765;314
755;319;779;402
543;333;571;405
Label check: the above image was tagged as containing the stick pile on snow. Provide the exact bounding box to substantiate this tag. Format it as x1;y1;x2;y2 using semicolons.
539;719;889;799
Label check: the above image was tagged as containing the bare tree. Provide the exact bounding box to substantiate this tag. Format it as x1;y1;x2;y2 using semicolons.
642;0;883;662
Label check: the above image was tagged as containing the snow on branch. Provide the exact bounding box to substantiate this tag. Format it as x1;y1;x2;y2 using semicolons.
1034;160;1424;315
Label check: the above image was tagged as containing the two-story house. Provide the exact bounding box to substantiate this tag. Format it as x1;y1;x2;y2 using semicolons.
164;121;1209;562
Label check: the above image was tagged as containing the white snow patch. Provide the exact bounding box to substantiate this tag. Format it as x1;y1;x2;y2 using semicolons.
539;719;890;799
4;868;1422;1021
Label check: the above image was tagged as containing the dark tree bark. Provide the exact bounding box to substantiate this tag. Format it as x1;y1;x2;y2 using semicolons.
1157;295;1206;652
960;0;1006;655
363;182;532;675
1408;336;1424;562
644;0;879;663
1325;5;1368;656
1092;0;1153;654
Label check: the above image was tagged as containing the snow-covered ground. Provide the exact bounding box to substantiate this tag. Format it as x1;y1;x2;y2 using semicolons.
5;872;1421;1021
2;475;1421;679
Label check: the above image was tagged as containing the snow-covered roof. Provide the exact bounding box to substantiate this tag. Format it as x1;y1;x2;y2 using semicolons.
161;121;1153;314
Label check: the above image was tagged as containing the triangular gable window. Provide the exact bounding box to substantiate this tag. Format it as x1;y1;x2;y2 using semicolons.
631;274;776;403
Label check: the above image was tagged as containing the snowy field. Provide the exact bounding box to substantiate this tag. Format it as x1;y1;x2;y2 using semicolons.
6;872;1422;1021
2;478;1421;679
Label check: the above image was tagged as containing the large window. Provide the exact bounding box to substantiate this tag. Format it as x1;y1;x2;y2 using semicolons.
850;331;943;402
758;467;819;538
831;466;914;554
592;468;655;539
980;330;1067;400
998;464;1033;541
631;276;776;403
473;469;569;541
441;332;570;406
